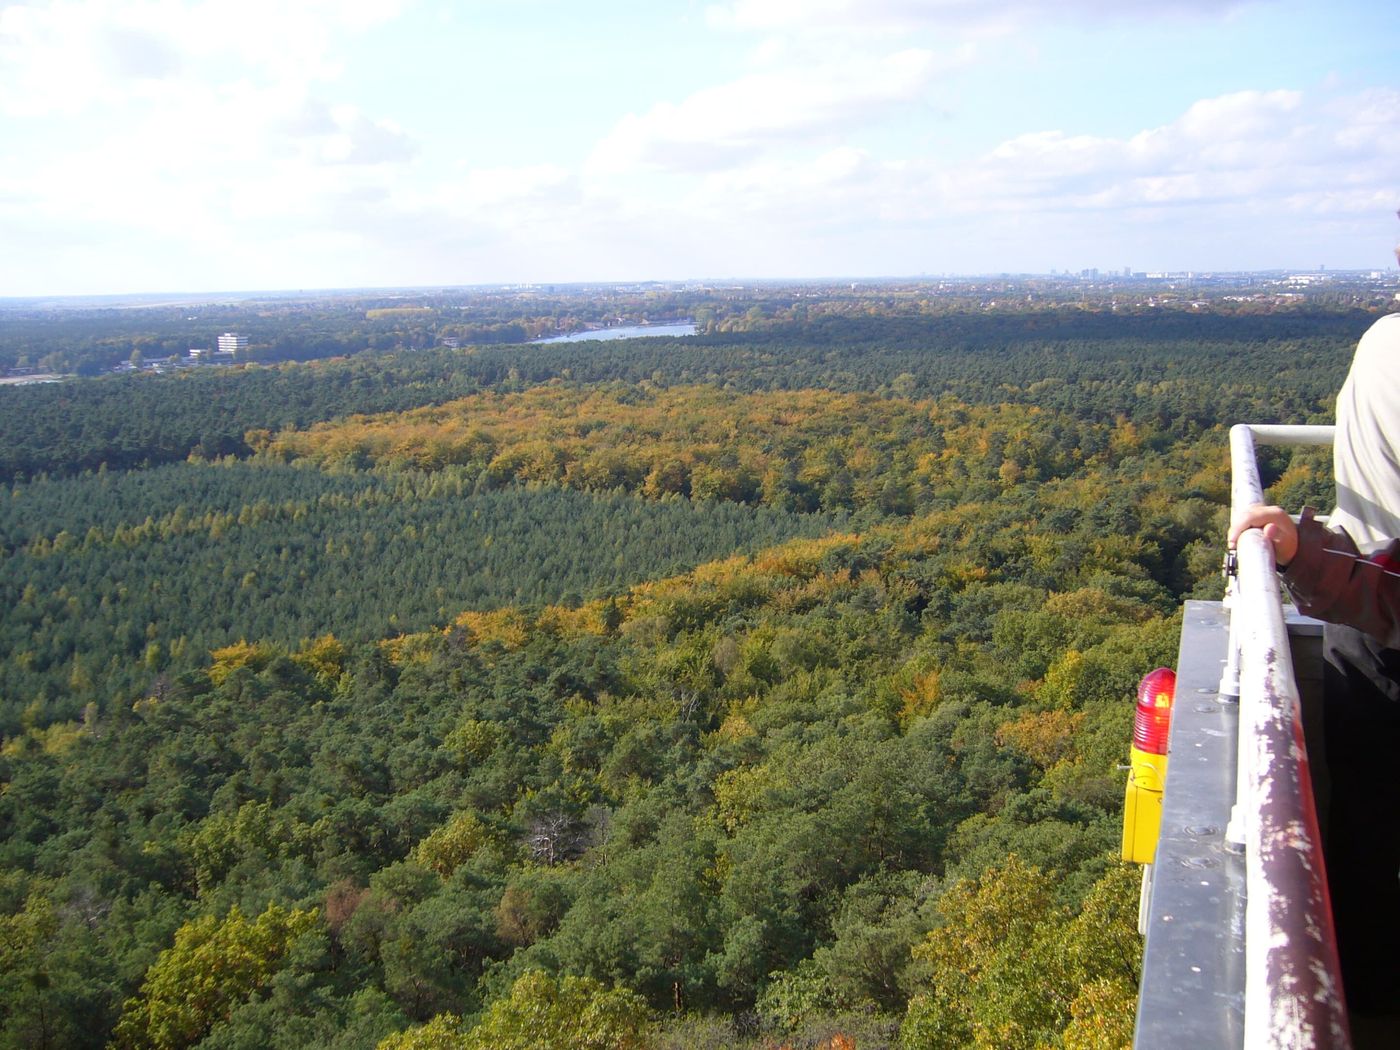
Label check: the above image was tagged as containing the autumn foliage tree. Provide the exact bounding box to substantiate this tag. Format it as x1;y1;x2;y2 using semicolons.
900;859;1141;1050
111;903;318;1050
380;971;653;1050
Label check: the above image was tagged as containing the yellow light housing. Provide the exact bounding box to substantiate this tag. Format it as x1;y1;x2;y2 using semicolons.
1122;668;1176;864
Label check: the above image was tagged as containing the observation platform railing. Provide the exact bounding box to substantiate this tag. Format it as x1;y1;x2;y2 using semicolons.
1133;423;1350;1050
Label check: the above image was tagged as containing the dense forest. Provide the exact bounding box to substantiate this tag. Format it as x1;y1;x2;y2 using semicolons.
0;465;844;735
0;305;1369;482
0;294;1377;1049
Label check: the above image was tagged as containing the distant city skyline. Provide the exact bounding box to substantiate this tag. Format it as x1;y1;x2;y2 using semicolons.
1;0;1397;297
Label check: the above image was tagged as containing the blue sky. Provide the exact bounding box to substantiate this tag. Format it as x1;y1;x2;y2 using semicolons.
1;0;1396;295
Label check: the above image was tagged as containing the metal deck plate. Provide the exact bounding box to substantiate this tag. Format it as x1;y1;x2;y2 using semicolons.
1134;600;1246;1048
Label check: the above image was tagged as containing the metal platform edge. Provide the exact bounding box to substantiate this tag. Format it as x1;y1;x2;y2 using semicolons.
1133;599;1246;1049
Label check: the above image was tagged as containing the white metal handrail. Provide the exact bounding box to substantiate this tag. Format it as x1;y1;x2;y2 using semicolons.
1224;423;1349;1050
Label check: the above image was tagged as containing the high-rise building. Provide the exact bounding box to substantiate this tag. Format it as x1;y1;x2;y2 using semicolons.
217;332;248;355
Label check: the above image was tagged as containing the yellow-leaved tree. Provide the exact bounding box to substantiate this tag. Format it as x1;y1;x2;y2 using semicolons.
900;857;1140;1050
378;970;653;1050
111;902;318;1049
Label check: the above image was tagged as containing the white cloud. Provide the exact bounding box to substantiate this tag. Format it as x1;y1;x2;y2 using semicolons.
96;22;183;79
586;0;1277;194
588;47;939;175
705;0;1257;34
0;0;418;275
571;84;1398;278
1172;89;1303;141
317;106;416;165
1329;88;1400;152
681;146;875;222
456;164;573;207
0;1;1391;292
0;0;405;118
923;90;1328;216
8;77;1393;292
400;163;579;236
420;82;1391;281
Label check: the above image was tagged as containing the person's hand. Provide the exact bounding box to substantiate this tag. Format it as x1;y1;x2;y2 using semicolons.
1228;504;1299;566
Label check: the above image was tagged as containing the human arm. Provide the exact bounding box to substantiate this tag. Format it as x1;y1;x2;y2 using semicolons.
1275;508;1400;649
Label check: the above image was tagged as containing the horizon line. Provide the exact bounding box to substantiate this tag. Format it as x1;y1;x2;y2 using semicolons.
4;267;1398;305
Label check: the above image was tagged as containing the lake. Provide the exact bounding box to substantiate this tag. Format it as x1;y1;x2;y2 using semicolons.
532;322;697;344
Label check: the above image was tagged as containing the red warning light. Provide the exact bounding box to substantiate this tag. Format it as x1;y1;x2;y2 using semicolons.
1133;667;1176;756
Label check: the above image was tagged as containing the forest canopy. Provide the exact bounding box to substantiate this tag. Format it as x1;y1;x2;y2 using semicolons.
0;292;1372;1049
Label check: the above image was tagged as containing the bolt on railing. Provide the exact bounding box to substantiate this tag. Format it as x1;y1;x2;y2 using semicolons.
1223;423;1349;1050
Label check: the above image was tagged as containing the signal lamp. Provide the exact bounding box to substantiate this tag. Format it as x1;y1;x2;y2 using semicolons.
1133;667;1176;756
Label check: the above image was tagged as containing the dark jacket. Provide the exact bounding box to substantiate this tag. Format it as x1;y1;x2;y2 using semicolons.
1282;507;1400;649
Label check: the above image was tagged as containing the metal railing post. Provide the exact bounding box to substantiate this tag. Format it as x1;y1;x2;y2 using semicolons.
1222;571;1247;851
1226;423;1348;1050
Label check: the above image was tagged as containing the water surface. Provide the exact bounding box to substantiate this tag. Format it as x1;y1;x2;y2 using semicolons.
533;322;696;344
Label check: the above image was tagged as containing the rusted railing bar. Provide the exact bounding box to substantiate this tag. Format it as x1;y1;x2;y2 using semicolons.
1228;423;1348;1050
1234;531;1349;1049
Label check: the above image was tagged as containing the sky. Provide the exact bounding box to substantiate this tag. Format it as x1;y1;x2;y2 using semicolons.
0;0;1396;295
